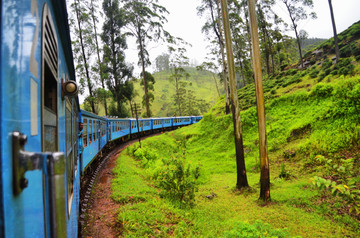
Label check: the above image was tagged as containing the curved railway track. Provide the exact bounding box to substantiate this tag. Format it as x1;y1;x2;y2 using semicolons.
78;134;161;237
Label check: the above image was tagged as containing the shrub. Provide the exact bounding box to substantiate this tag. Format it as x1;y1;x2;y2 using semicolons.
309;68;319;78
155;158;200;207
310;83;334;98
133;147;158;168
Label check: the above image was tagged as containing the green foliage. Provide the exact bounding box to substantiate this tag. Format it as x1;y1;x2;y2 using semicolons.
312;176;360;215
279;164;291;180
154;157;200;208
224;220;291;238
309;83;333;98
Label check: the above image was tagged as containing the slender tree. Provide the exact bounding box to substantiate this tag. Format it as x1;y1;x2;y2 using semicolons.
86;0;109;115
328;0;340;63
196;61;221;97
220;0;249;189
169;47;190;117
70;0;97;113
140;71;155;117
248;0;270;202
197;0;231;114
102;0;134;117
122;0;171;118
281;0;317;69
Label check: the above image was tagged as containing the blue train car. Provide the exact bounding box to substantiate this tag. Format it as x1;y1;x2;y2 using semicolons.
81;110;107;171
0;0;80;237
173;116;192;127
108;118;131;141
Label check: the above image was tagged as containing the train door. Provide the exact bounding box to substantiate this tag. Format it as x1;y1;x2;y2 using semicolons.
41;4;66;238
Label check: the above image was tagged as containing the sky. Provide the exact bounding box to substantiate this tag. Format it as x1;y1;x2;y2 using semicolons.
125;0;360;75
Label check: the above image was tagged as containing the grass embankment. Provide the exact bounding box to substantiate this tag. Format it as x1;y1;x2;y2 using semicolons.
110;61;360;237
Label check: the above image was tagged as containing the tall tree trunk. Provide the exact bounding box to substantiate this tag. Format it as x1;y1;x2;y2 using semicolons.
328;0;340;63
284;1;304;69
248;0;270;202
216;0;230;114
75;0;96;114
90;0;108;115
212;73;221;97
220;0;249;189
138;25;151;118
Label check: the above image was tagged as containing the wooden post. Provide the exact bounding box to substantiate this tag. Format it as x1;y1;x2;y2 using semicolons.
220;0;249;189
248;0;270;201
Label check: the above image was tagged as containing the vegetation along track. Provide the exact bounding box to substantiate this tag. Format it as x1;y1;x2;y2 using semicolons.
78;134;161;237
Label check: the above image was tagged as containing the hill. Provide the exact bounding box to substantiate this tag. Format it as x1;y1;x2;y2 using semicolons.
106;22;360;237
132;67;222;117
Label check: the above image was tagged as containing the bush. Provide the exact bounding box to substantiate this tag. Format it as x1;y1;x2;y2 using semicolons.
310;83;334;98
309;68;320;78
132;147;158;168
154;158;200;207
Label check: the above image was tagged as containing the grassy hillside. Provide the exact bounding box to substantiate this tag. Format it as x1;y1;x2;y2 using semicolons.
110;68;360;237
107;22;360;236
132;67;222;117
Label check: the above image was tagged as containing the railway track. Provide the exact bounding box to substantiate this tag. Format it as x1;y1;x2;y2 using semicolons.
78;133;161;237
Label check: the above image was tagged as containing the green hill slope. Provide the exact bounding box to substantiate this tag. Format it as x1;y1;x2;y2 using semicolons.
132;67;222;117
108;22;360;237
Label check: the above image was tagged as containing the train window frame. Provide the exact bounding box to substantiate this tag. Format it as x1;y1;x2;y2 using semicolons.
89;120;92;144
83;119;87;147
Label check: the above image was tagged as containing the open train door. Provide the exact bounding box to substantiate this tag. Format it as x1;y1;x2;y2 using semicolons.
0;1;65;237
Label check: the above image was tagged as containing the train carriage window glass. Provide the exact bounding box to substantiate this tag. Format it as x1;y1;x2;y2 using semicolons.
73;101;78;171
89;120;92;145
93;121;96;141
65;101;74;215
83;119;87;147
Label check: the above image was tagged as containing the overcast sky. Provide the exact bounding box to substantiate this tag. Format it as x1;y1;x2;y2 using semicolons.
125;0;360;75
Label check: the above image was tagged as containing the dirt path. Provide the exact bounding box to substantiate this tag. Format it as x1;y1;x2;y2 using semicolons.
82;134;160;237
82;147;124;238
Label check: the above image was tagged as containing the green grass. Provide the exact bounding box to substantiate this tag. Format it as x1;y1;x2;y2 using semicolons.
110;70;360;237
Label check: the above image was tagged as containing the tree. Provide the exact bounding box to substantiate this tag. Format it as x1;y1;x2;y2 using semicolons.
102;0;134;117
328;0;340;63
197;0;231;114
140;71;155;117
155;53;170;72
281;0;317;69
248;0;270;202
220;0;249;189
196;61;221;97
122;0;171;118
69;0;97;114
86;0;109;115
169;47;190;117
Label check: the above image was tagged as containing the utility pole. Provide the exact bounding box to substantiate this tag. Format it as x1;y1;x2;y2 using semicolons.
248;0;270;202
220;0;249;189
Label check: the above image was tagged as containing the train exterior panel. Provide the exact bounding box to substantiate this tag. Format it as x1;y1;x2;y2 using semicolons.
81;111;108;171
108;118;131;141
0;0;203;237
1;0;81;237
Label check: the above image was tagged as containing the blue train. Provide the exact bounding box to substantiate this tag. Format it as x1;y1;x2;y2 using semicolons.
0;0;202;237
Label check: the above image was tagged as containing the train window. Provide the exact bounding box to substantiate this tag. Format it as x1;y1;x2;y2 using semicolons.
65;101;74;211
94;120;97;140
89;120;92;145
73;102;78;172
83;119;87;147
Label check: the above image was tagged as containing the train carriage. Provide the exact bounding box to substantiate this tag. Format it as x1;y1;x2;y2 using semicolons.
0;0;80;237
0;0;203;237
81;110;107;172
107;118;131;142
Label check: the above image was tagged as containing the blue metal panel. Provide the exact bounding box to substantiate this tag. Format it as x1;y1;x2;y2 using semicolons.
1;0;47;237
0;1;3;236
